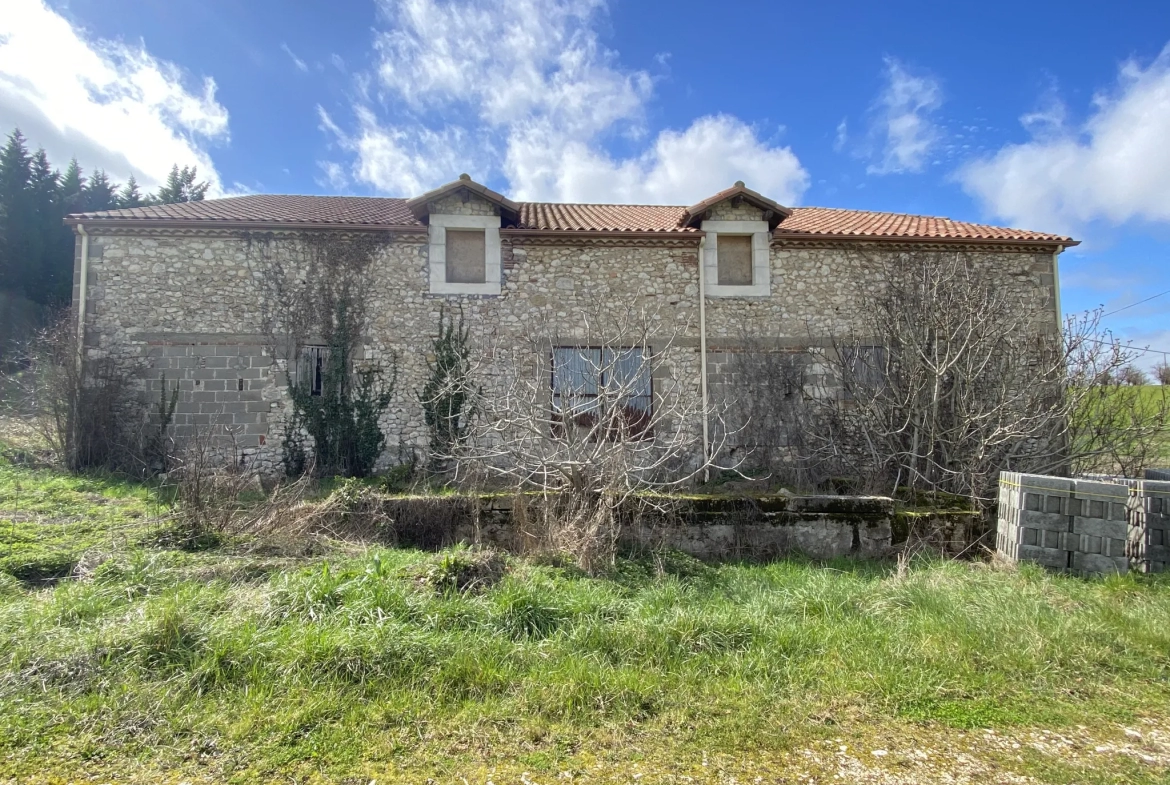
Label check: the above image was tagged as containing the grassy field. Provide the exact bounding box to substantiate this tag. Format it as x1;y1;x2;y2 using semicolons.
2;455;1170;782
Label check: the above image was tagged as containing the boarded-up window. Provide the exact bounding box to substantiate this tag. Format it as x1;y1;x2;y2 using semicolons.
297;345;328;396
551;347;652;439
716;234;753;285
446;229;486;283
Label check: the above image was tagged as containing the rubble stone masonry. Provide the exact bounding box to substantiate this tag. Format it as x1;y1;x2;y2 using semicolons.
74;193;1060;473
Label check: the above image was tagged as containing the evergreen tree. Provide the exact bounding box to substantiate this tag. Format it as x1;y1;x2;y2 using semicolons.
0;126;212;305
155;164;209;204
59;158;86;214
84;170;118;212
118;174;147;208
0;130;33;295
27;149;60;302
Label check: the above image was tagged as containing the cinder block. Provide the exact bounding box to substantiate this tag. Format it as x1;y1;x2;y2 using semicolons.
1019;511;1069;531
1019;545;1069;569
1072;517;1127;539
1018;474;1074;492
1072;552;1127;575
1071;479;1128;500
215;345;239;356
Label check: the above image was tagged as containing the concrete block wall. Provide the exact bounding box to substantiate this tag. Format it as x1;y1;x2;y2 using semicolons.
998;471;1168;576
144;339;279;461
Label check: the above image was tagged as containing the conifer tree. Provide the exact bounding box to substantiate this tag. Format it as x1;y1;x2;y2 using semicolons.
117;174;147;208
84;170;118;212
155;164;209;204
0;130;33;295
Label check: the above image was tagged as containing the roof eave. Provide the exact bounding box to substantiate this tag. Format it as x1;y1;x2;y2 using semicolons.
772;232;1079;248
499;228;699;238
64;216;427;233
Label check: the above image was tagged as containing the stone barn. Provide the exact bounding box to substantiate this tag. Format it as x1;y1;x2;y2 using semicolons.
65;176;1075;474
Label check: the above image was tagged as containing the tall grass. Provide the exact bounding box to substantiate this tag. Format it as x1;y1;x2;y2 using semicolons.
1;545;1168;779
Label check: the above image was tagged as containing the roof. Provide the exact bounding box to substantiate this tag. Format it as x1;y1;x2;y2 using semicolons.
681;181;792;229
405;174;519;221
66;194;1077;246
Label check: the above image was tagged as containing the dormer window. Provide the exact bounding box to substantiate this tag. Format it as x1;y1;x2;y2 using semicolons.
701;220;771;297
682;181;786;299
408;174;517;296
445;229;486;283
426;215;501;295
716;234;753;285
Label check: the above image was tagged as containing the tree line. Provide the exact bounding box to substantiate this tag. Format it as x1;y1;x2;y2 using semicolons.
0;128;210;306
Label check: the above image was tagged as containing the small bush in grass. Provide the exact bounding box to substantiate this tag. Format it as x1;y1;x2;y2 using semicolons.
1156;361;1170;385
422;546;508;595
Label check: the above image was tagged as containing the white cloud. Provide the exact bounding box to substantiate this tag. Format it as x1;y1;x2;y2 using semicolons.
321;0;808;204
958;44;1170;236
866;57;942;175
834;118;847;152
0;0;229;193
281;42;309;73
511;114;808;205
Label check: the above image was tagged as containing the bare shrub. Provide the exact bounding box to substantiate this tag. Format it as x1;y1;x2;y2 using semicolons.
426;302;731;572
724;251;1169;504
5;311;152;472
166;426;261;548
1154;362;1170;386
719;338;821;488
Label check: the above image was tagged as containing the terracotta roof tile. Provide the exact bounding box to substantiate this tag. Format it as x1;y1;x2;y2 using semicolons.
774;206;1073;243
68;195;1075;245
517;202;690;232
71;194;420;227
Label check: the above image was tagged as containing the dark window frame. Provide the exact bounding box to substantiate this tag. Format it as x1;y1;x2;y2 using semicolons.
549;346;653;439
297;345;328;397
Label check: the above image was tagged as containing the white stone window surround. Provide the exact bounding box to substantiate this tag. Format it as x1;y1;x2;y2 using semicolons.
428;213;502;295
701;219;771;297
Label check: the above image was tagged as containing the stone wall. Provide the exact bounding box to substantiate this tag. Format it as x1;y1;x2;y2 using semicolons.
75;189;1061;474
996;471;1170;575
397;493;898;561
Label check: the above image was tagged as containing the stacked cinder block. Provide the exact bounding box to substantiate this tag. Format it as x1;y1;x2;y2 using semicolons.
1129;480;1170;574
997;472;1134;576
1066;478;1130;575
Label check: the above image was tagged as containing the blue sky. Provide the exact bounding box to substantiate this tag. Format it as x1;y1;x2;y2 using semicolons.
3;0;1169;367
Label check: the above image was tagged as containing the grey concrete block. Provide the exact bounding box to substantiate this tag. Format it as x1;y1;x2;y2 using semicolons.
1019;474;1074;492
1019;545;1069;569
215;345;239;356
1018;511;1069;531
1072;552;1127;575
1073;517;1127;539
203;357;230;369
